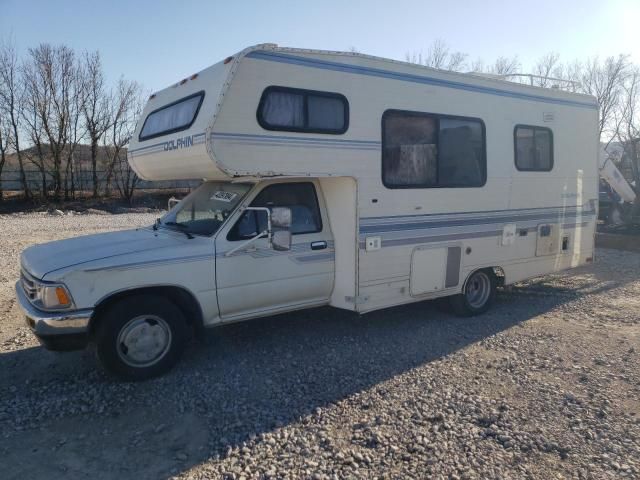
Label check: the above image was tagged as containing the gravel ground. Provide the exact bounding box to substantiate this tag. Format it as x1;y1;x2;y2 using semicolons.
0;212;639;480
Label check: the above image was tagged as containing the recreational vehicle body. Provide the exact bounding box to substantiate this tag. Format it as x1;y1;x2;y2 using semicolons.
16;44;599;379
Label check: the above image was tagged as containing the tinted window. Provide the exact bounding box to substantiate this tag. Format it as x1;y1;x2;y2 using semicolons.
514;125;553;171
139;92;204;140
382;110;486;188
258;86;348;134
307;95;346;130
229;183;322;241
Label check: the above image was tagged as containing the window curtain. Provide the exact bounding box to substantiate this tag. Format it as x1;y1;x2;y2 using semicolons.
262;92;304;127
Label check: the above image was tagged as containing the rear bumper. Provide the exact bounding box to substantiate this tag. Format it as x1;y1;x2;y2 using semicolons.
15;282;92;351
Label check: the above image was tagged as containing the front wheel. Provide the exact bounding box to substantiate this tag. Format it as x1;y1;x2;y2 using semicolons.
449;269;497;317
94;295;188;381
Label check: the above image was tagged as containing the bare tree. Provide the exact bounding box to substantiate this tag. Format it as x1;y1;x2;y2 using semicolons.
0;40;30;198
0;106;10;201
104;78;141;196
64;63;87;200
23;44;83;200
109;79;143;202
552;60;583;93
532;52;561;87
406;39;468;72
20;100;49;196
488;56;520;76
82;51;110;197
615;69;640;203
22;44;81;200
581;55;630;141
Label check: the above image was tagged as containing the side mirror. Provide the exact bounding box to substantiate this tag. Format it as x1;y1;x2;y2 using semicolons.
272;230;292;251
271;207;292;229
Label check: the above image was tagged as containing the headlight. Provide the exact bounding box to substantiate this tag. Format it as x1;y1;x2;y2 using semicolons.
36;284;73;310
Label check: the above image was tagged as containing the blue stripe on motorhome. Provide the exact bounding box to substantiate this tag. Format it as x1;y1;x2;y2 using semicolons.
357;221;591;249
211;132;380;150
214;141;379;151
361;203;594;221
212;132;380;145
359;209;596;234
246;51;598;110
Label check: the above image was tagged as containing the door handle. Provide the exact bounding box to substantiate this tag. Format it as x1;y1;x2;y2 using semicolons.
311;241;327;250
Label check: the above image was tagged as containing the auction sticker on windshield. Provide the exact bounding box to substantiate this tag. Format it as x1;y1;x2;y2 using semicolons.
211;191;238;202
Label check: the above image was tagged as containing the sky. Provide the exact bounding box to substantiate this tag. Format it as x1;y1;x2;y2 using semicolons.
2;0;639;93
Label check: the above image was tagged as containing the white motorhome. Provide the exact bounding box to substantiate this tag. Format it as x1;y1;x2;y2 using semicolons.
16;44;599;380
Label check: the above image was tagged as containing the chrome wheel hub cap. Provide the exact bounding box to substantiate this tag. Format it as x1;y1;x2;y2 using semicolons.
117;315;172;367
466;272;491;309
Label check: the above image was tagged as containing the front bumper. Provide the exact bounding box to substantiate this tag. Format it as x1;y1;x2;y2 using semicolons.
15;282;93;351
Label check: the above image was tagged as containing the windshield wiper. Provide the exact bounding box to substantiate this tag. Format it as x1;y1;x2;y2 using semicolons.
162;221;194;239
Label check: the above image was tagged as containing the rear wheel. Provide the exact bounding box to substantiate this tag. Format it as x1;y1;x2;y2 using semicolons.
449;269;497;317
94;295;188;381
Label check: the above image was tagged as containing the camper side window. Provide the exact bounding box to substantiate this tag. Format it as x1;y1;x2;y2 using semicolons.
258;86;348;134
514;125;553;171
382;110;486;188
228;183;323;241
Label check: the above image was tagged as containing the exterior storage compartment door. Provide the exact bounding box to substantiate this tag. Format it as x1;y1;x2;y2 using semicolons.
536;223;560;256
410;246;448;296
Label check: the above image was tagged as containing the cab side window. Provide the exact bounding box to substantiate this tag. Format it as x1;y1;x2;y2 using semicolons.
228;183;322;241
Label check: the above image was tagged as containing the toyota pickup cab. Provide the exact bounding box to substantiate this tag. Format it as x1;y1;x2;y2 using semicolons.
17;178;333;379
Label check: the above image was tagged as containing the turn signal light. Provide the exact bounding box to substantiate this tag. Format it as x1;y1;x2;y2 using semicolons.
55;286;71;306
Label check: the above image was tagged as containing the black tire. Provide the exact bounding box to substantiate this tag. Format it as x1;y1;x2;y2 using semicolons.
94;294;188;381
449;269;497;317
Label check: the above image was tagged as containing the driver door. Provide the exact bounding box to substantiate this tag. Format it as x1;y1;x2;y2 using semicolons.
215;181;335;320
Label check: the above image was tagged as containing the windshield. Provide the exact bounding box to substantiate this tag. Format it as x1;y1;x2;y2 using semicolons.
160;182;252;236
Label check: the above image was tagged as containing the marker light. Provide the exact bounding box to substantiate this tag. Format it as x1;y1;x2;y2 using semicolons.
190;73;198;80
55;286;71;306
224;56;234;64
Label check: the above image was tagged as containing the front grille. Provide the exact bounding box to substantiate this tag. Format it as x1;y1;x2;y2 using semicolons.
20;269;38;301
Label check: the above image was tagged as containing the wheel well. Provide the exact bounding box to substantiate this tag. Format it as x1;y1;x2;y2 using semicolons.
463;267;504;289
89;286;204;338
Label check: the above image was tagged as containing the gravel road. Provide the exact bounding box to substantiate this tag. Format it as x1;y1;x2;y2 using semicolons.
0;212;638;479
